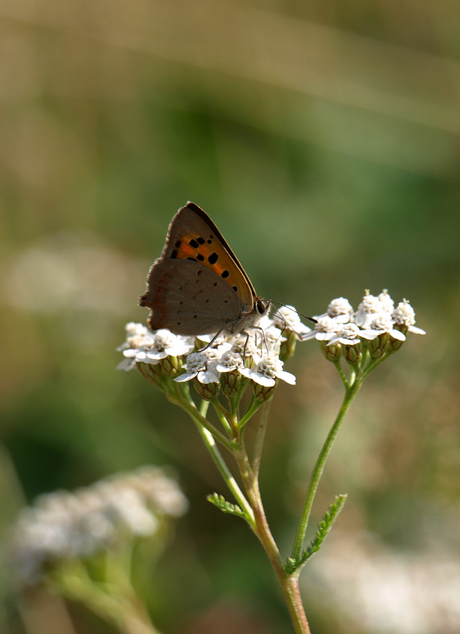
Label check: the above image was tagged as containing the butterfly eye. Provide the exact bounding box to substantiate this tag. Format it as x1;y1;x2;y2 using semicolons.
256;299;270;316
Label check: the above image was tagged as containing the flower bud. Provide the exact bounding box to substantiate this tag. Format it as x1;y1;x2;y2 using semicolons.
161;355;183;378
280;331;297;362
369;333;390;358
137;362;162;385
253;380;276;402
344;344;362;366
320;341;342;362
221;370;241;398
193;379;220;401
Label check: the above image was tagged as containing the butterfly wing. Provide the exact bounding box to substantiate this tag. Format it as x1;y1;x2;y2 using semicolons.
162;203;255;309
141;258;243;335
140;202;257;335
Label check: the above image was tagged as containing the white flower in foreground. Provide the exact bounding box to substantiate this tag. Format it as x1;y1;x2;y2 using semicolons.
316;298;354;324
327;323;362;346
272;305;311;337
302;316;341;341
117;322;156;370
230;333;259;360
378;289;395;313
145;329;194;361
355;292;383;328
216;350;244;373
360;314;406;342
195;332;233;353
174;350;221;384
117;324;194;371
392;300;426;334
240;353;296;387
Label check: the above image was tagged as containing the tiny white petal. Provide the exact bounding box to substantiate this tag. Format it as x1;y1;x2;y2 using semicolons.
116;358;136;371
390;329;406;341
408;325;426;335
276;370;296;385
174;372;197;382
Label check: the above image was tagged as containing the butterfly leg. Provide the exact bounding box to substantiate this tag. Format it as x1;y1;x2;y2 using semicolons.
197;329;225;352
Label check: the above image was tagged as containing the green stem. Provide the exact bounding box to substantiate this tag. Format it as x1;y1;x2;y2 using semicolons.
252;400;272;480
362;351;392;378
290;379;362;563
170;382;233;450
234;442;311;634
195;400;255;525
238;396;263;430
211;399;233;436
333;360;349;389
51;560;160;634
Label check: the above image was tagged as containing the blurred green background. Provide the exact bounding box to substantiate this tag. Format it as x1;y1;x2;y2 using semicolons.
1;0;459;632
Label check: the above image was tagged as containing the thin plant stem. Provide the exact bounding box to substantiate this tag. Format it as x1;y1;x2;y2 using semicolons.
211;399;233;436
194;400;255;525
233;441;311;634
238;396;263;429
170;382;233;450
291;379;362;563
252;400;272;480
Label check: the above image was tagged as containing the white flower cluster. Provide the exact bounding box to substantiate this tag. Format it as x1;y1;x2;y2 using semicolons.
118;306;310;387
7;466;188;587
302;291;425;346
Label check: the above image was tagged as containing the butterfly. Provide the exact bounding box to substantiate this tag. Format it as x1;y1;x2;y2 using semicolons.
139;202;269;337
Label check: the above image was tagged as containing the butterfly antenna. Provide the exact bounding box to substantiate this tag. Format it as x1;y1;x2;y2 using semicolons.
268;300;317;325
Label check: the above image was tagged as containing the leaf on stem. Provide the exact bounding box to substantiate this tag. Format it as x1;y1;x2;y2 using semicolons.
286;494;347;573
207;493;247;520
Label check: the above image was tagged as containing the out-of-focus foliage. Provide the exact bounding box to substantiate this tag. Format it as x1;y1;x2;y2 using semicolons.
0;1;459;632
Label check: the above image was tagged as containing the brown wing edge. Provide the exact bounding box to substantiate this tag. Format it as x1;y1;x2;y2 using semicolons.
182;202;257;297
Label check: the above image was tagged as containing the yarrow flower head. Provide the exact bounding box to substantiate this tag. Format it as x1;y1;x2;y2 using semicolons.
7;466;188;588
301;290;424;367
117;323;194;372
240;352;296;388
117;305;305;395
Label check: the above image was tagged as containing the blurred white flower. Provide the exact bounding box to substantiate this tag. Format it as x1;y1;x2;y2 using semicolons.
307;534;460;634
7;466;187;587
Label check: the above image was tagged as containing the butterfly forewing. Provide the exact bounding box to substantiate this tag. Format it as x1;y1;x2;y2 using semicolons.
140;202;264;337
162;203;255;311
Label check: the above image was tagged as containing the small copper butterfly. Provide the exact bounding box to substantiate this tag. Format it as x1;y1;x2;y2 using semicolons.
139;202;269;336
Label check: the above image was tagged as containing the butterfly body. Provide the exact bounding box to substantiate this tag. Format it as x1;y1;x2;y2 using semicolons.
139;202;269;337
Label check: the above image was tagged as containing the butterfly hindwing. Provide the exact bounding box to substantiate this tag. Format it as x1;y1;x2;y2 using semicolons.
142;259;242;335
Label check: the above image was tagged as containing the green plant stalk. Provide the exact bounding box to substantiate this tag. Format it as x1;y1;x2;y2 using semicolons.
169;381;233;450
290;379;362;563
193;399;255;525
184;391;310;632
51;559;160;634
234;440;311;634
